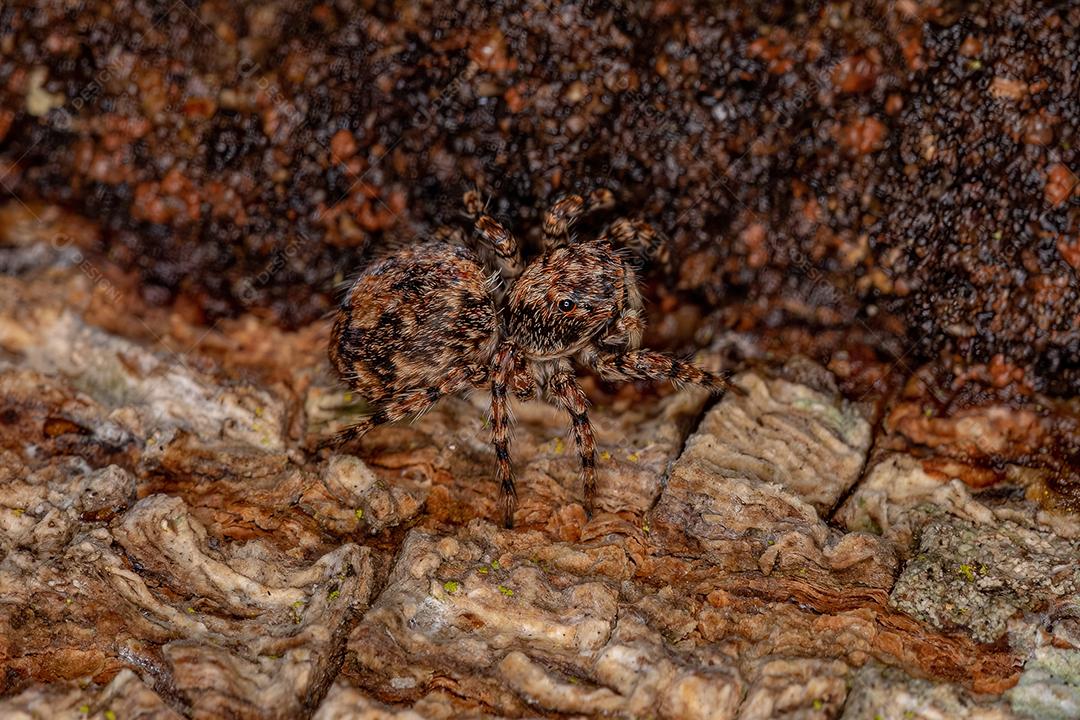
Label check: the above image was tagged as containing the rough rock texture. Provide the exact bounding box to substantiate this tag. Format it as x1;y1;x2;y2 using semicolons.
1;231;1079;715
0;470;375;717
839;664;1017;720
0;0;1077;392
1007;648;1080;720
0;669;183;720
658;361;872;515
889;513;1080;644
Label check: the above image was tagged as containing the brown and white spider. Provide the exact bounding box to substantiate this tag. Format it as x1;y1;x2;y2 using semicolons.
325;189;740;527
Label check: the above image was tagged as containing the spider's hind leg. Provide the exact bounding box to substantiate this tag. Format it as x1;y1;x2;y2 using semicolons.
320;365;482;450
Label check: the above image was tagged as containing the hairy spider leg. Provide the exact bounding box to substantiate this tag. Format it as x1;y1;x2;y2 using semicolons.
547;359;599;516
322;364;486;450
542;188;616;248
582;349;745;397
490;342;520;528
511;351;537;400
600;217;672;270
462;191;523;284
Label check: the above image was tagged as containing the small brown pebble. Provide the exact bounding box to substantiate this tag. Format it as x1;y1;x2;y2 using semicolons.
1045;163;1078;207
987;354;1014;388
959;35;983;57
182;97;216;120
832;53;880;94
469;28;511;74
741;222;768;269
504;85;526;113
898;27;924;70
1057;236;1080;271
838;117;888;156
330;129;357;163
990;77;1028;101
563;81;588;104
1023;112;1055;145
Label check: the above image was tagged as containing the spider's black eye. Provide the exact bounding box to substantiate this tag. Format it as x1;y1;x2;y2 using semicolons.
558;298;576;312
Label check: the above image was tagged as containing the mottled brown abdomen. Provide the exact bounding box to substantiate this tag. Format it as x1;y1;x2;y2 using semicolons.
329;243;499;405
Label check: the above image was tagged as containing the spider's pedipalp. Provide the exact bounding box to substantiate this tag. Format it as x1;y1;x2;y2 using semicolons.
600;309;645;351
598;257;646;351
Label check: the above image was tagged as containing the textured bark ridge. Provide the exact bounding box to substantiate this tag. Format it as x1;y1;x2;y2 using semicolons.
1;261;1079;718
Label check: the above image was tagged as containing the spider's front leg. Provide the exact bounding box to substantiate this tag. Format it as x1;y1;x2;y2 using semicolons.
542;189;615;249
582;348;745;397
546;360;598;517
463;190;523;286
600;217;672;271
490;342;520;528
321;364;484;450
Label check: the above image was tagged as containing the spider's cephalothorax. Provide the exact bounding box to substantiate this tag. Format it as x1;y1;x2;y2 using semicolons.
506;241;633;359
327;190;741;527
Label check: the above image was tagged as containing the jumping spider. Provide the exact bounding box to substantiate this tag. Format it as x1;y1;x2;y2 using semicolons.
326;189;741;527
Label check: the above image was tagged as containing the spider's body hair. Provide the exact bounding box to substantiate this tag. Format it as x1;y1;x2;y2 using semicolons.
326;190;739;528
329;242;498;410
506;238;633;360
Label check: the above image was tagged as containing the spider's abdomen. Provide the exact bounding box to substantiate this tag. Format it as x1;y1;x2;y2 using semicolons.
330;243;498;404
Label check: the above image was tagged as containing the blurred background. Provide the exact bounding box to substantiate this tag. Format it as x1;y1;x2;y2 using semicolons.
2;0;1076;393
